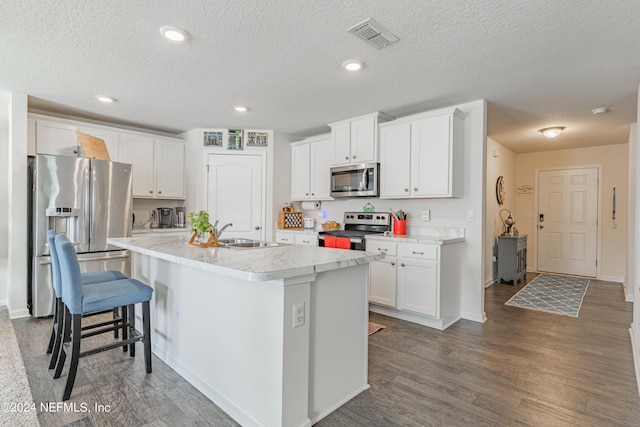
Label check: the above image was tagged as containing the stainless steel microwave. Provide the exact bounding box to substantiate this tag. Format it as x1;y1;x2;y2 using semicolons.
330;162;379;198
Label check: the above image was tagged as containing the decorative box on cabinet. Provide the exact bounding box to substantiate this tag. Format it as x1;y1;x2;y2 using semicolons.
290;135;334;201
329;112;392;166
379;107;465;198
497;235;527;285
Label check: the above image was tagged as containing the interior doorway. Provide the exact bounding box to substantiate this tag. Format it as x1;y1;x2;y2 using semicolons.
206;153;264;240
536;167;599;277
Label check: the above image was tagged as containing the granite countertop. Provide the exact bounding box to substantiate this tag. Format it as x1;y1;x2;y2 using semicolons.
366;227;465;245
108;235;383;282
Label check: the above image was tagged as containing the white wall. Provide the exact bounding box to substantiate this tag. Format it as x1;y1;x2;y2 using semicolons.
308;100;487;323
485;138;516;285
0;93;9;305
7;93;29;318
628;123;637;302
631;83;640;394
515;144;629;282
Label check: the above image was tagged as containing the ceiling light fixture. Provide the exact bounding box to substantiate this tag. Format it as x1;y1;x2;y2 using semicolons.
592;106;609;115
95;95;116;103
342;59;365;71
159;25;190;42
233;105;249;112
539;127;566;139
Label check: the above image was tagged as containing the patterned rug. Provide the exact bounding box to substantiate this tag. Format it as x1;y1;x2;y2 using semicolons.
368;322;385;335
505;273;590;317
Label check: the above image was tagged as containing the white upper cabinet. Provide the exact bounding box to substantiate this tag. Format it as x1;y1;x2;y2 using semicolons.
120;134;185;199
36;119;79;156
329;112;392;166
154;139;185;199
291;135;333;201
380;108;464;199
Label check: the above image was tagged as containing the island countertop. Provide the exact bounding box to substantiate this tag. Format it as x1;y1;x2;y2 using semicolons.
108;235;384;282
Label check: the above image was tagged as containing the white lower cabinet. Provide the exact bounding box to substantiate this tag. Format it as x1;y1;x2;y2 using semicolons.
366;238;461;330
275;231;317;246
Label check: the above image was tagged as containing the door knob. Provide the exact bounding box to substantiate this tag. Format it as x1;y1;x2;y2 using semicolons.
255;226;261;230
538;225;544;229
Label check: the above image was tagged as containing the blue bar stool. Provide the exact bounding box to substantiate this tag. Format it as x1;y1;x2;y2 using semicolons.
46;231;128;371
53;234;153;401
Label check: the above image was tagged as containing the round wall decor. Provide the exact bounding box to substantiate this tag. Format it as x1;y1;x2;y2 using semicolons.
496;176;505;205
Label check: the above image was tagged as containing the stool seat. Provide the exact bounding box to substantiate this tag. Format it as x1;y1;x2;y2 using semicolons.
81;278;153;314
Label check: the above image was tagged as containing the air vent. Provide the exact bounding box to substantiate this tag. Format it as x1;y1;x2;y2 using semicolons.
348;18;399;49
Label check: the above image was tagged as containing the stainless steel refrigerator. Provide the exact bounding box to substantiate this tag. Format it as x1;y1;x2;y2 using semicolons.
28;154;133;317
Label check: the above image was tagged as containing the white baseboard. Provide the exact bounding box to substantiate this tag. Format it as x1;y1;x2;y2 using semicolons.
9;307;30;319
461;311;487;323
484;278;495;288
629;325;640;396
599;275;624;283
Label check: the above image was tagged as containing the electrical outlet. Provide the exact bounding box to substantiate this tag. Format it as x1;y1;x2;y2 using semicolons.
421;209;430;221
150;210;156;220
293;302;305;328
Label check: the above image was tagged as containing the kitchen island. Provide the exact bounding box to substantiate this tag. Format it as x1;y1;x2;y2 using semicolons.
108;235;383;427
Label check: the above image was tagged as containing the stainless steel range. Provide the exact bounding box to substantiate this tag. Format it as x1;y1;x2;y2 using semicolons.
318;212;391;251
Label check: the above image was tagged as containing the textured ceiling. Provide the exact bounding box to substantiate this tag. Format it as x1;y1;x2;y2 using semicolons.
1;0;639;153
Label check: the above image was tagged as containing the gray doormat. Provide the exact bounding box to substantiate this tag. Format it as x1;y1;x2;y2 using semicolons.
505;273;590;317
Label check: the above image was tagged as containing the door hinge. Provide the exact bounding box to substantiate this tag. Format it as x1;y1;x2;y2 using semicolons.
206;164;209;173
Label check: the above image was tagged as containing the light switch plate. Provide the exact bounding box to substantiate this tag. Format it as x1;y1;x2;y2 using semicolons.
466;210;475;221
293;302;305;328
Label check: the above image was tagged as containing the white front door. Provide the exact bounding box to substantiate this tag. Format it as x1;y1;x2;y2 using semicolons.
206;154;263;240
537;167;598;277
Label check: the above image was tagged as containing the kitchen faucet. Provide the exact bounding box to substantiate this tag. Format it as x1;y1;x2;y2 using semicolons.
217;223;233;238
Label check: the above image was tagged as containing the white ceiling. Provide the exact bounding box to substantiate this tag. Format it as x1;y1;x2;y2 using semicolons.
1;0;638;153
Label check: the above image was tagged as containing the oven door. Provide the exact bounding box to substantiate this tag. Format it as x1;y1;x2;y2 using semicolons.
330;163;379;198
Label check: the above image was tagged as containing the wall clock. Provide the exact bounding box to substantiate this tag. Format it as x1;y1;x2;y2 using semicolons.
496;176;505;205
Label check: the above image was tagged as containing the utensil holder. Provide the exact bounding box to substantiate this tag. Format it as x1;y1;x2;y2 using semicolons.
393;220;407;235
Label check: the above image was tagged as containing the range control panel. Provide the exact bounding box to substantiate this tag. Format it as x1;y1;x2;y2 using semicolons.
343;212;391;226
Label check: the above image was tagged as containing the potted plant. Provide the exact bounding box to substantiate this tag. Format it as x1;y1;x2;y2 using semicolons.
188;210;212;244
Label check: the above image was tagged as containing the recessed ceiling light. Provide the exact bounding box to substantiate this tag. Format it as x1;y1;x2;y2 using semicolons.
539;127;566;139
233;105;249;112
159;25;190;42
592;106;609;115
95;95;116;103
342;59;365;71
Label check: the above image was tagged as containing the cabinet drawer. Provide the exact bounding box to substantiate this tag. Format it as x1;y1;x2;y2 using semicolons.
366;240;397;256
517;237;527;251
398;243;438;260
275;233;294;244
295;234;317;246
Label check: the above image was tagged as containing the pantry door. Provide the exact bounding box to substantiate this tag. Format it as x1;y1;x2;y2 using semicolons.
206;154;264;240
537;167;599;277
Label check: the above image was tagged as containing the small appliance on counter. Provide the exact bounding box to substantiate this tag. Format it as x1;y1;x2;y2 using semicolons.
175;206;186;228
157;207;173;228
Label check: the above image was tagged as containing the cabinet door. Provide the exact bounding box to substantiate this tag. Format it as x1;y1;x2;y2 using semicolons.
291;143;311;200
309;137;333;199
411;115;452;197
78;127;120;161
379;122;411;198
350;115;376;163
155;139;185;199
331;121;351;165
398;259;438;317
36;120;79;156
369;258;397;307
120;134;155;197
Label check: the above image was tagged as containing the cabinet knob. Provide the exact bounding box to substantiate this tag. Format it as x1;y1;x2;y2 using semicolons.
73;150;78;154
413;188;418;191
404;188;409;192
378;248;387;252
305;193;309;196
391;262;395;266
353;155;356;159
401;263;405;267
255;226;261;230
158;190;162;194
412;251;424;255
311;193;315;196
345;156;349;160
149;190;153;194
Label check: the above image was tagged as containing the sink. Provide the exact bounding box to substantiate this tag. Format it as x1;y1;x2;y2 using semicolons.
218;238;255;245
227;241;279;249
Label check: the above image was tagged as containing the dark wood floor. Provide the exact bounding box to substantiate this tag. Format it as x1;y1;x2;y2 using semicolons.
13;274;640;426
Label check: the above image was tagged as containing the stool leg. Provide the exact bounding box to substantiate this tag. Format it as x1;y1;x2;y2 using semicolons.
49;298;64;369
143;301;152;373
46;297;59;354
53;305;71;379
128;304;135;357
121;305;128;352
113;307;119;339
62;313;81;401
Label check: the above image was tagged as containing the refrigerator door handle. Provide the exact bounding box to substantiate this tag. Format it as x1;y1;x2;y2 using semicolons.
84;165;91;247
